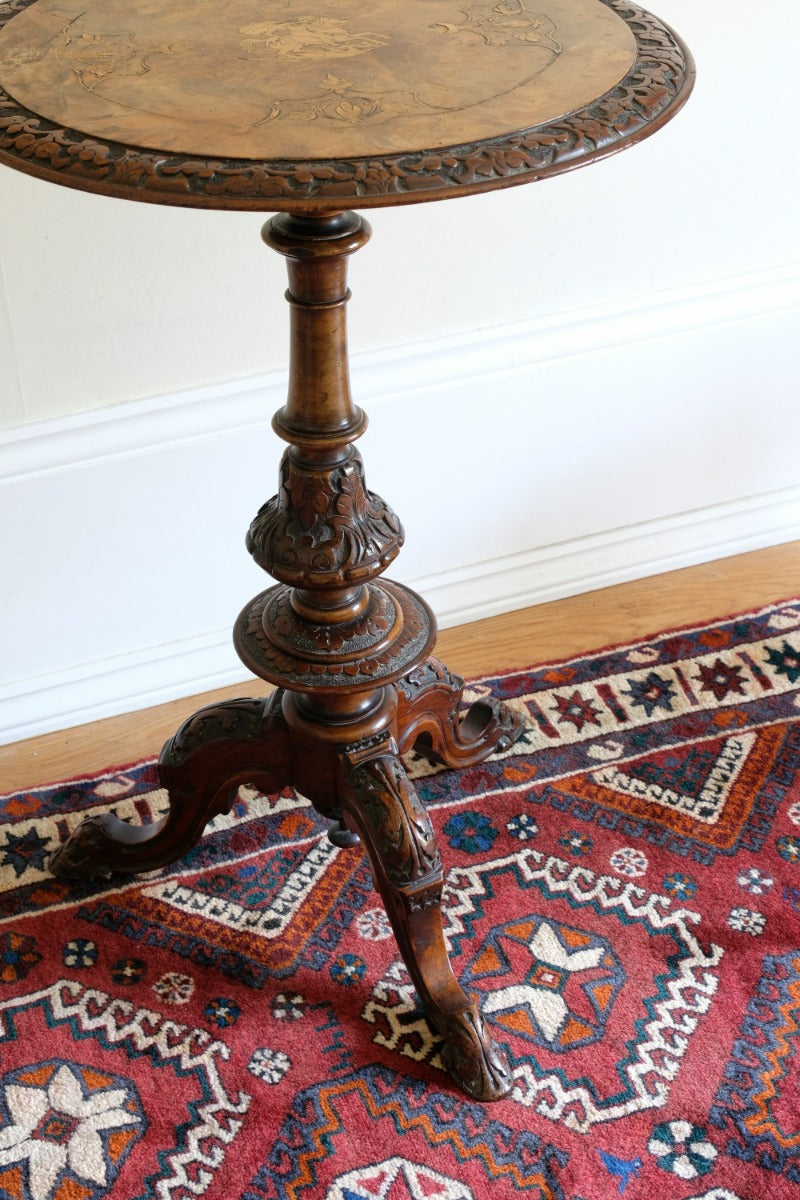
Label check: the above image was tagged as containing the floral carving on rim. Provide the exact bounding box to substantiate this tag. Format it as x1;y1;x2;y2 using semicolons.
234;582;437;691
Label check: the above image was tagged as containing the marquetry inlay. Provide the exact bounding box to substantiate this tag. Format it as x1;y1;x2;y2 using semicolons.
0;0;636;159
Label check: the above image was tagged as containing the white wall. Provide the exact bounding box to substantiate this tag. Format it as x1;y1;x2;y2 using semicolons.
2;0;799;743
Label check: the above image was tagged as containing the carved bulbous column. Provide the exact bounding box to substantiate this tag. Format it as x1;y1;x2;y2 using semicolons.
233;212;438;727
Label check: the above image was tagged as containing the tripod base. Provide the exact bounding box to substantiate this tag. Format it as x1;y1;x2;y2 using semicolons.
51;656;524;1101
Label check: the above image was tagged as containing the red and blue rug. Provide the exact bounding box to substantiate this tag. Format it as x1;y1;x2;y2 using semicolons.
1;599;800;1199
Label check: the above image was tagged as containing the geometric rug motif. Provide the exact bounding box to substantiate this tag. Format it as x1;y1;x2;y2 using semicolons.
411;606;800;861
0;776;329;925
538;723;793;864
77;841;374;987
243;1063;570;1199
327;1157;476;1200
506;621;800;756
465;914;625;1053
1;598;800;1199
0;981;249;1199
710;949;800;1183
0;1058;144;1200
367;849;724;1133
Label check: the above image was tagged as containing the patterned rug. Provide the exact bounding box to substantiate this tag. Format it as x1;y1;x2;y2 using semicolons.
2;599;800;1200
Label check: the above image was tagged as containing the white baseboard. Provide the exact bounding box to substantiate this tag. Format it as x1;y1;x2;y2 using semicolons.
2;265;799;744
417;487;800;627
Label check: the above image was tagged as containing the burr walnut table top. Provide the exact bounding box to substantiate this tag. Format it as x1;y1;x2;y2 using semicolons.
0;0;693;209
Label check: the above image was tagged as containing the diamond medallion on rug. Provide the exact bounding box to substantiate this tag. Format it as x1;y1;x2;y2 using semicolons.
0;1057;144;1199
77;837;374;988
540;723;790;863
471;913;626;1053
0;981;249;1199
366;848;723;1132
1;599;799;1198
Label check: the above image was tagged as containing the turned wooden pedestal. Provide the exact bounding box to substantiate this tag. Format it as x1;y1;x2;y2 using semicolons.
49;210;525;1099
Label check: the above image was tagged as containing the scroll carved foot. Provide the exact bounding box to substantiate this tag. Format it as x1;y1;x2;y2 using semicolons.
441;1006;513;1102
396;657;526;767
338;735;512;1100
50;692;290;881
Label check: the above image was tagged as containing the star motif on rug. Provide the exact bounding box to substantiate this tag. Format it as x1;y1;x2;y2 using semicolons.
551;690;602;731
622;671;678;717
0;1060;144;1200
0;827;51;877
764;641;800;684
479;917;624;1050
695;657;747;702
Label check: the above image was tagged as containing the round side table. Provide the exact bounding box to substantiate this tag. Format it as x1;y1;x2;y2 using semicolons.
0;0;693;1100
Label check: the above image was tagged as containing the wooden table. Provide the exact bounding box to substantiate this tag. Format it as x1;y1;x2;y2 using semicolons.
0;0;693;1100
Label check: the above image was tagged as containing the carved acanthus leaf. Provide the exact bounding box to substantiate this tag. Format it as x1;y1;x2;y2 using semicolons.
348;755;442;887
246;448;403;586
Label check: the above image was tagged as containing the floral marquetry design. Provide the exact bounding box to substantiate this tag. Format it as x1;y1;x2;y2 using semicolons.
435;0;561;52
238;17;389;61
0;0;693;209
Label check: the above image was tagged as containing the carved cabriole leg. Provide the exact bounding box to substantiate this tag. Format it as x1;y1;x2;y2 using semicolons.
397;657;526;767
50;691;290;880
338;732;513;1102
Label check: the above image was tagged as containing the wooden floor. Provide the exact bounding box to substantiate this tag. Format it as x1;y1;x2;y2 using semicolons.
2;540;798;793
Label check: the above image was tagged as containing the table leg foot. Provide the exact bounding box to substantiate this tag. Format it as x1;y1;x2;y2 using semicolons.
397;657;526;767
50;693;290;880
440;1005;514;1103
339;738;512;1101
